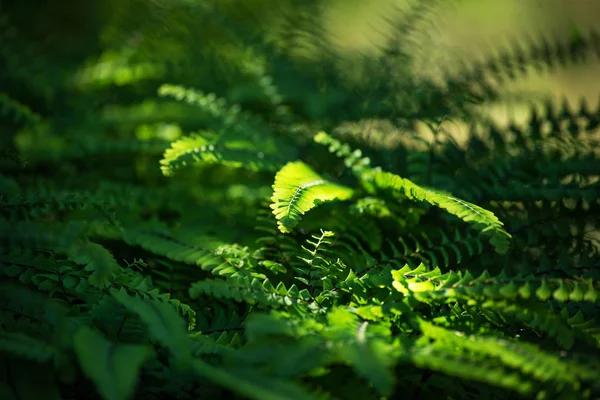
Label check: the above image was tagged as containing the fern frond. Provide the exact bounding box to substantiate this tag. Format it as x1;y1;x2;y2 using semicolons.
121;225;259;278
158;84;296;175
160;131;284;175
189;276;314;310
158;84;243;126
391;263;599;306
456;30;600;86
117;274;197;330
408;343;535;396
74;327;153;400
270;161;354;233
111;288;192;361
0;220;120;288
370;170;511;253
417;319;590;390
314;131;511;252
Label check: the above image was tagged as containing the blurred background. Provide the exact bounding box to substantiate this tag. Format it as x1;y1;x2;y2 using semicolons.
324;0;600;133
2;0;599;139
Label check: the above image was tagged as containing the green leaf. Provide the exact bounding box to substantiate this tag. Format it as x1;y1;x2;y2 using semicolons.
73;327;152;400
536;280;553;301
499;282;519;298
518;283;532;299
553;283;570;302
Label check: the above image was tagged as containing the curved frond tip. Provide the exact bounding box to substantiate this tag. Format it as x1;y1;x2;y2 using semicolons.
370;170;512;253
270;161;354;233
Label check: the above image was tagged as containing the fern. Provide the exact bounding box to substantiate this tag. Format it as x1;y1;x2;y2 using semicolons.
2;1;600;399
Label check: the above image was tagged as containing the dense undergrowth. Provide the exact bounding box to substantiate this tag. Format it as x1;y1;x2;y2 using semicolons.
1;0;600;399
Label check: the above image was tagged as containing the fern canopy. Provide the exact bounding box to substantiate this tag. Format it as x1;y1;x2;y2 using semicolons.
1;1;600;399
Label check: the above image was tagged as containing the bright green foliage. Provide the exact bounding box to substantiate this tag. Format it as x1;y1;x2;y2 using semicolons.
2;1;600;400
315;131;511;253
271;161;354;233
158;84;295;176
160;132;283;175
368;170;511;253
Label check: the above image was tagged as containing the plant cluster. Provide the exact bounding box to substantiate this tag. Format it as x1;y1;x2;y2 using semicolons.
1;1;599;399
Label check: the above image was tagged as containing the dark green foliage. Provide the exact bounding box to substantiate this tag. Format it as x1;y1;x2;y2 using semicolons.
1;1;600;399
